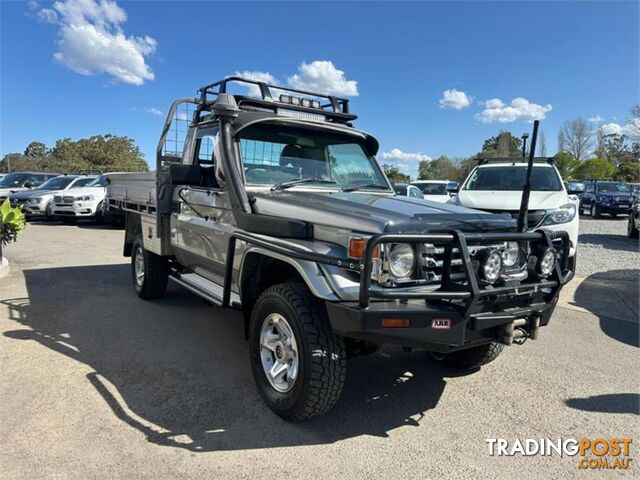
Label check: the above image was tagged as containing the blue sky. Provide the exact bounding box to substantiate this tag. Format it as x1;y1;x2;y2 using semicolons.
1;1;638;176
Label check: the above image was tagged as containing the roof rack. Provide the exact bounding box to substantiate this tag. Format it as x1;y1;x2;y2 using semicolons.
195;76;357;125
476;156;557;165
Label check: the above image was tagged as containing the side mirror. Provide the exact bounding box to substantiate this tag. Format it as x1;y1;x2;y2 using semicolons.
170;164;201;186
23;181;33;188
447;187;459;194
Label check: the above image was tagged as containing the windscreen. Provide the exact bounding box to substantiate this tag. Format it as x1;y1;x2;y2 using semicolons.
86;175;108;187
70;177;97;188
37;176;74;190
464;166;562;192
0;173;27;187
416;183;447;195
237;124;388;190
597;182;631;193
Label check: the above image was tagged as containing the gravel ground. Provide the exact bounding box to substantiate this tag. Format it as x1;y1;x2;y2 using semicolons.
576;213;640;281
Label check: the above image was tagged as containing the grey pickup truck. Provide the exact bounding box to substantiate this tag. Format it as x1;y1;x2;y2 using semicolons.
106;76;573;421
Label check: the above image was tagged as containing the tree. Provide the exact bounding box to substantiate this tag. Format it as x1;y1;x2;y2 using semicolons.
381;164;410;183
479;131;522;158
615;161;640;182
554;152;580;179
573;158;616;180
557;118;593;161
418;156;459;180
595;133;635;166
24;141;49;158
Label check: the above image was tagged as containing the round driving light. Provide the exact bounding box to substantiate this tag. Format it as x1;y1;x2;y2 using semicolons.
501;241;520;267
388;243;415;278
535;247;556;277
478;249;503;283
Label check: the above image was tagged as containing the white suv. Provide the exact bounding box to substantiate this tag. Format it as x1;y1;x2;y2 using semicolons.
450;162;580;269
51;174;108;223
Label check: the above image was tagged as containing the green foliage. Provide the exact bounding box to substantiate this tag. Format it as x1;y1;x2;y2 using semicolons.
479;131;523;158
382;164;410;183
1;134;149;174
554;152;580;179
418;156;459;180
615;160;640;183
1;199;26;248
573;158;616;181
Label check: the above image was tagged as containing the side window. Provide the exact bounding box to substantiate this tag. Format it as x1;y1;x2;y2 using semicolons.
586;183;594;193
196;135;216;165
409;187;421;198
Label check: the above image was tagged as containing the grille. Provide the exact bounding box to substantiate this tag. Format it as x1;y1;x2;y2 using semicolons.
54;195;62;203
482;209;546;229
63;196;74;204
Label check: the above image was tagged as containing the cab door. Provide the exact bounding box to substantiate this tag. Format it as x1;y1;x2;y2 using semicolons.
171;128;234;285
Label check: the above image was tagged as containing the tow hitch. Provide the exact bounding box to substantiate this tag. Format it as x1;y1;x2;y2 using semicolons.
502;316;540;346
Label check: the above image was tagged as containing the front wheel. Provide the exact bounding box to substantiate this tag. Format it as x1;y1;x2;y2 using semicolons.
249;283;346;421
590;203;601;218
131;237;169;299
431;341;504;370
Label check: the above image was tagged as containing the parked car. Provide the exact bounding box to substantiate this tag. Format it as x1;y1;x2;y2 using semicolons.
393;183;424;198
51;174;108;223
0;172;59;202
579;180;634;218
411;180;455;202
628;197;639;238
10;175;97;219
106;76;574;421
450;160;581;271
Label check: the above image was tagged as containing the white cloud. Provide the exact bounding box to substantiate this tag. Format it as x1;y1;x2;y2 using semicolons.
439;89;472;110
382;148;431;163
28;1;39;11
176;112;188;122
235;70;278;97
475;97;552;123
288;61;358;97
37;0;156;85
37;8;58;23
147;107;163;116
588;115;604;123
600;119;640;138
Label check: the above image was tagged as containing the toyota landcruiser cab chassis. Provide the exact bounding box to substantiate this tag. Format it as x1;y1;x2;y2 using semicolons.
107;76;574;421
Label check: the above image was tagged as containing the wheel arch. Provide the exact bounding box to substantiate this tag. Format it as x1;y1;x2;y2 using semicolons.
238;248;338;338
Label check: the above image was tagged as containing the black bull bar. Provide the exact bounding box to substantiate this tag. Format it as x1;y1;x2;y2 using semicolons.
223;228;573;311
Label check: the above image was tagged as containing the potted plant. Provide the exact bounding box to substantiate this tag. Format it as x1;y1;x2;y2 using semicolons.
0;199;26;272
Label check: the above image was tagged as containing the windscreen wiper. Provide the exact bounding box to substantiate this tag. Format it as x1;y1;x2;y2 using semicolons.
271;178;337;191
341;184;390;192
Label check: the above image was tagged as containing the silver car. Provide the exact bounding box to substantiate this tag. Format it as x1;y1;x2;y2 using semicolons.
11;175;97;219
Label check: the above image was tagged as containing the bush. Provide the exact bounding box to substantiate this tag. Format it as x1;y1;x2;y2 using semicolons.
573;158;616;180
0;199;26;249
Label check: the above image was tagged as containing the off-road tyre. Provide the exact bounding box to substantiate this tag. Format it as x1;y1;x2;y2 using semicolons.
432;341;504;370
628;214;639;239
249;283;346;421
131;237;169;300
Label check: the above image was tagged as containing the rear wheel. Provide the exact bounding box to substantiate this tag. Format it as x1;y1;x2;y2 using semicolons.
590;203;601;218
131;237;169;299
94;202;104;224
431;342;504;370
249;283;346;421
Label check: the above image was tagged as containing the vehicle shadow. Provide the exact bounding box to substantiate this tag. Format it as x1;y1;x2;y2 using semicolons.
565;393;639;415
2;264;456;452
572;269;639;348
577;233;639;253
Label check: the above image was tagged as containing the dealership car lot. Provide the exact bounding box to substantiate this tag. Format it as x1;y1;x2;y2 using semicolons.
0;220;637;479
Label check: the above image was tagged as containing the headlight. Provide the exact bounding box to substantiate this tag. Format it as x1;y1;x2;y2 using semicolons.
477;249;503;283
596;195;608;203
542;203;577;225
388;243;415;278
534;247;556;277
75;195;94;201
501;241;520;267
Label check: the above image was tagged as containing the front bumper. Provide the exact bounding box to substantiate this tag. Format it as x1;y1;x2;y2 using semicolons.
598;203;632;214
52;200;100;217
325;229;573;351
